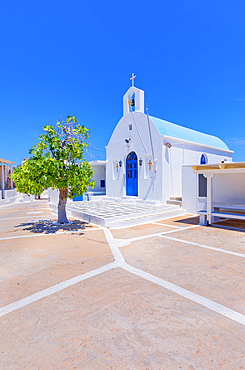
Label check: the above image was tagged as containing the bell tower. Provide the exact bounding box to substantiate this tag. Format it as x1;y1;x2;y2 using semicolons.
123;73;144;116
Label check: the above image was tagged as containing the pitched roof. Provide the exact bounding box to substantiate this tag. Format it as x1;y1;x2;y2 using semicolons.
149;116;230;151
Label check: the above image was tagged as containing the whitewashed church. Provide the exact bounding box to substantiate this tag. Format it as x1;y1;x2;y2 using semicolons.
90;75;233;205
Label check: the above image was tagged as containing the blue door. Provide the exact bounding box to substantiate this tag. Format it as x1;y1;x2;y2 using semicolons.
126;151;138;196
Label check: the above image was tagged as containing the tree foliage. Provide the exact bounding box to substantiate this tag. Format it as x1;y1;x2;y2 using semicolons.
10;116;95;199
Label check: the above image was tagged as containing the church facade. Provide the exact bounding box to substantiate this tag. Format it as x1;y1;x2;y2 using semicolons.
91;80;233;204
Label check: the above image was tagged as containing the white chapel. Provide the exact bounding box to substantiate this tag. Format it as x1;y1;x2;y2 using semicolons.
90;75;233;205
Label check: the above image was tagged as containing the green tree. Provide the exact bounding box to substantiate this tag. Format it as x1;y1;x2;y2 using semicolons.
10;116;95;224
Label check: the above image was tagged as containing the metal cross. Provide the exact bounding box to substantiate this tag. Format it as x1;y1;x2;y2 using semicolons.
130;73;136;86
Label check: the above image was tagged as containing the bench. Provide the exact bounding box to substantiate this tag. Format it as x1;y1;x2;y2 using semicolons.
198;203;245;225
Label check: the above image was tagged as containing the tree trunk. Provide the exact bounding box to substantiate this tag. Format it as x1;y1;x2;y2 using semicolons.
58;187;68;224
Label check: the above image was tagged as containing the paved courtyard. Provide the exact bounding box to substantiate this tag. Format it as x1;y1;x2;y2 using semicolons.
0;200;245;369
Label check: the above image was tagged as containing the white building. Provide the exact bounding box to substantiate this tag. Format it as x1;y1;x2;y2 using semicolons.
91;78;233;204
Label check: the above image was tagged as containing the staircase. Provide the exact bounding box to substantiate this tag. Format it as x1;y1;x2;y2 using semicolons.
166;197;182;206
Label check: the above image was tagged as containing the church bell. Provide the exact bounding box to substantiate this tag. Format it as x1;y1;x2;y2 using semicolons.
131;98;135;107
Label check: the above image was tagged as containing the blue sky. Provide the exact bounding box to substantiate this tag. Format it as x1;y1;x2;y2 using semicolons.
1;0;245;164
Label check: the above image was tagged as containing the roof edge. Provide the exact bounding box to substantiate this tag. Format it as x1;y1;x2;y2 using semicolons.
161;135;234;153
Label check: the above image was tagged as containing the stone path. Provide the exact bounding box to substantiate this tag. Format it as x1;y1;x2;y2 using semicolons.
0;200;245;369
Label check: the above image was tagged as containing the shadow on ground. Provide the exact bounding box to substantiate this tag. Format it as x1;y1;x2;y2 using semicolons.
213;219;245;232
173;216;199;225
16;219;93;235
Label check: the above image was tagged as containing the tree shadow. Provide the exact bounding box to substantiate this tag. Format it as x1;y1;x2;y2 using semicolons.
15;219;94;235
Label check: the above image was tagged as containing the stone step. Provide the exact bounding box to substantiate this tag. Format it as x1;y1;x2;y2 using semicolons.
50;201;186;228
107;209;186;228
167;200;182;206
170;197;182;201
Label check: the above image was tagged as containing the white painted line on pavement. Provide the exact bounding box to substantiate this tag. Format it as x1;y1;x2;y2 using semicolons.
103;227;126;265
122;263;245;327
151;222;182;228
26;211;44;214
159;235;245;259
0;208;49;213
0;262;118;318
104;228;245;327
0;228;100;241
118;224;200;244
0;215;53;221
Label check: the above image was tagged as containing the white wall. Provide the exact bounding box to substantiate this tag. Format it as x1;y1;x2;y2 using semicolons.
164;141;232;205
107;109;232;204
4;189;17;199
106;111;163;201
182;169;245;214
49;188;59;204
88;164;106;193
182;166;198;214
212;173;245;204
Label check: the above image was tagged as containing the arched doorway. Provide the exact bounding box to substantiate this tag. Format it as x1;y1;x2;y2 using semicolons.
126;151;138;196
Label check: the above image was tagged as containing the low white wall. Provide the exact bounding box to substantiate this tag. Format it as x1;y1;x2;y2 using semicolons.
3;189;17;199
49;188;59;204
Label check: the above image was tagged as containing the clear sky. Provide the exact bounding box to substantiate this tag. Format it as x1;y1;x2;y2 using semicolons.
1;0;245;165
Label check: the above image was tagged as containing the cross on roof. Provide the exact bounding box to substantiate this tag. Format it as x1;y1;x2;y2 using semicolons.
130;73;136;86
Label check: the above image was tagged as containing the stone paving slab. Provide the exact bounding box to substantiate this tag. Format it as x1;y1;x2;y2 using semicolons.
1;268;245;370
1;200;245;369
0;217;98;239
111;223;175;239
170;225;245;254
120;236;245;315
0;230;113;307
155;215;200;228
0;208;52;220
0;200;48;212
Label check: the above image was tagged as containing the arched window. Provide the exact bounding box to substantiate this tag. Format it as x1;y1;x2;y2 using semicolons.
200;154;207;165
199;154;207;197
128;92;135;112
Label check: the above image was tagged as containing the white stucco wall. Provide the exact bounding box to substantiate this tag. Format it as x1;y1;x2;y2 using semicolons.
49;188;59;204
88;162;106;193
106;111;163;201
182;167;245;214
212;173;245;204
182;166;198;214
107;110;233;204
4;189;17;199
164;140;232;205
